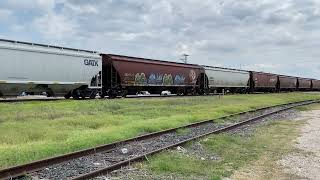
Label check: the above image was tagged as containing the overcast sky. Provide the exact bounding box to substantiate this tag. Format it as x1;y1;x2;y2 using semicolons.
0;0;320;78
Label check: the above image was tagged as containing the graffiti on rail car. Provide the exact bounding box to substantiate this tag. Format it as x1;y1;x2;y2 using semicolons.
174;75;186;85
148;73;164;85
189;70;197;84
123;72;189;86
123;73;136;85
134;73;147;85
163;74;174;85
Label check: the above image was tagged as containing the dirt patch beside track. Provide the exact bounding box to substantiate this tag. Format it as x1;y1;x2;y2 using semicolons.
231;108;320;180
279;110;320;180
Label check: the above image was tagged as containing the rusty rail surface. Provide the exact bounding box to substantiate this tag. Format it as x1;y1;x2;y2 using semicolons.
0;100;318;179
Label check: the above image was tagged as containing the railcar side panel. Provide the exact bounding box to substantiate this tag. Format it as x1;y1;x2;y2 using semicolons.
312;80;320;90
103;55;203;87
0;41;102;97
101;54;205;96
113;61;201;87
279;76;297;89
251;72;278;88
204;67;250;88
298;78;312;89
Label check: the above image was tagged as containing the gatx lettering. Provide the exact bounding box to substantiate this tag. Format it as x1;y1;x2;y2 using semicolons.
84;59;99;66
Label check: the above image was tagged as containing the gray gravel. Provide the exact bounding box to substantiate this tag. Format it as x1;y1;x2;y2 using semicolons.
228;109;298;137
21;102;311;180
279;109;320;180
175;142;220;161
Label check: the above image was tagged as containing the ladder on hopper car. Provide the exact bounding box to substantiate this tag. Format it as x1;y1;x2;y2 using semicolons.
105;65;122;98
110;65;118;89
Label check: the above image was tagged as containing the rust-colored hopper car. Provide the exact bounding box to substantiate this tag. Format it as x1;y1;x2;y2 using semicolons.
100;54;206;97
278;75;298;91
298;78;312;90
312;79;320;90
249;72;279;92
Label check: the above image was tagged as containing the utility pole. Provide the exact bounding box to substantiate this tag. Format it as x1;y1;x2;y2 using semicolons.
181;54;189;64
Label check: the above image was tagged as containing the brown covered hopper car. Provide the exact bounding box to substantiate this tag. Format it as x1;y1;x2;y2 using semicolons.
279;75;297;90
250;72;279;91
101;54;206;97
312;80;320;90
298;78;312;90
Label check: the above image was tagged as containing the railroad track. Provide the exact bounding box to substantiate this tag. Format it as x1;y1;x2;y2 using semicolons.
0;94;223;103
0;91;297;103
0;100;318;180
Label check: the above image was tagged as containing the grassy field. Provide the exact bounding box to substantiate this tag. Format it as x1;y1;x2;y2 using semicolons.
0;93;319;168
142;115;304;180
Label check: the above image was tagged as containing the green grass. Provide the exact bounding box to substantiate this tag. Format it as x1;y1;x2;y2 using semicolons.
0;93;318;168
146;119;303;180
295;103;320;111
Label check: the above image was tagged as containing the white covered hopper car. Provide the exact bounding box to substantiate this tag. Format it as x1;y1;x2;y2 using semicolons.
0;39;102;99
203;66;250;93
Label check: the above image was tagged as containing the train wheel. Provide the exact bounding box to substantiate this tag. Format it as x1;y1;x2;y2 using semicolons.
89;94;96;99
72;94;79;99
80;93;86;99
89;90;97;99
72;90;80;100
122;90;128;98
110;93;117;99
99;93;105;99
108;91;117;99
64;93;71;99
46;90;54;97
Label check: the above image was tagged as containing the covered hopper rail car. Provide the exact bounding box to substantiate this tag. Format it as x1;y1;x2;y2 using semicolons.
203;66;250;93
0;39;102;99
101;54;207;98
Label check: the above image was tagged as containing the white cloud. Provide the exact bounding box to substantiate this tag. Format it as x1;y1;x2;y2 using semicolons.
0;9;12;21
11;24;25;32
5;0;56;11
64;3;98;14
175;43;191;55
33;13;78;40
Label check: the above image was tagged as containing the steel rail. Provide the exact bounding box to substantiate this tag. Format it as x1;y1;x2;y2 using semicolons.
0;94;213;103
0;91;293;103
0;98;64;103
0;99;318;179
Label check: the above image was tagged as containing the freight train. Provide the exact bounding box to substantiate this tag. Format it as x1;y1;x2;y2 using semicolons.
0;39;318;99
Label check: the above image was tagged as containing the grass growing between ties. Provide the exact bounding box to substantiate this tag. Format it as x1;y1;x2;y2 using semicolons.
0;93;318;168
144;119;304;180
